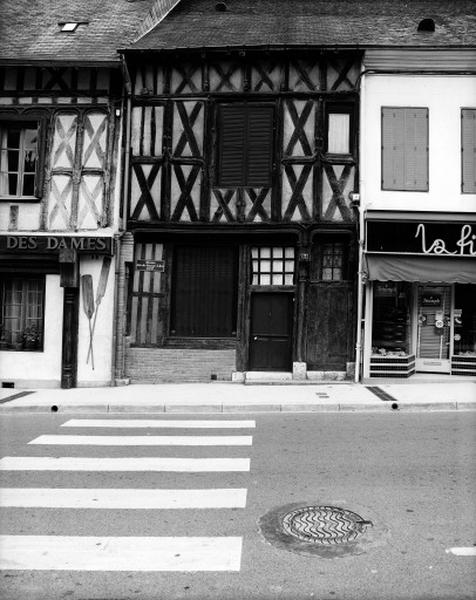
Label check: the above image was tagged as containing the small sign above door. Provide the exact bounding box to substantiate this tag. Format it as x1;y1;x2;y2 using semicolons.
421;294;442;307
136;259;165;272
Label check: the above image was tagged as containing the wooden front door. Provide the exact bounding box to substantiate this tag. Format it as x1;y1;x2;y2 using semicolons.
249;293;293;371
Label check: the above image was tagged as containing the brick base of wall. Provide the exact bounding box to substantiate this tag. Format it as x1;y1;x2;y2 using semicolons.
126;347;237;383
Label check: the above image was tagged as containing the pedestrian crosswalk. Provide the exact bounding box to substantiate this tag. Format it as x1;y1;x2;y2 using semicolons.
0;416;255;572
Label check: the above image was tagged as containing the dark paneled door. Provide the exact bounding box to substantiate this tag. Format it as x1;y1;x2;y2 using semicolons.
249;293;293;371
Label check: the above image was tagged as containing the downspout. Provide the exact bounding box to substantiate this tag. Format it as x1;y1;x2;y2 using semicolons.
112;55;133;384
354;65;366;384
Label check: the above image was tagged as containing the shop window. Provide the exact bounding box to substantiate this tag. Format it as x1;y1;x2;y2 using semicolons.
251;247;295;286
171;246;237;337
0;276;45;351
326;105;353;155
216;103;274;187
319;242;345;281
454;284;476;356
461;108;476;193
372;282;412;356
0;121;41;198
381;107;428;191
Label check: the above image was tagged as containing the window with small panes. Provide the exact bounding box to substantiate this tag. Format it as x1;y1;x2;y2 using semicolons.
251;247;295;286
0;121;41;198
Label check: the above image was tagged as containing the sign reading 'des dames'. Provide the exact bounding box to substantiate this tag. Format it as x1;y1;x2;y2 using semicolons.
366;221;476;257
0;235;113;255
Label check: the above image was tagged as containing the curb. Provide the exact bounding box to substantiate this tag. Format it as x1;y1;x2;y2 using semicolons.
0;402;475;413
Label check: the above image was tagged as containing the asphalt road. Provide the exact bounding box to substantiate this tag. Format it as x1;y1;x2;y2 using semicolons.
0;411;475;600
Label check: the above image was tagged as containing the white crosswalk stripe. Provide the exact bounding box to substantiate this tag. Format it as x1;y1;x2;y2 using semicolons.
0;418;254;572
61;419;256;429
0;456;250;471
0;535;242;571
29;434;253;446
0;487;248;509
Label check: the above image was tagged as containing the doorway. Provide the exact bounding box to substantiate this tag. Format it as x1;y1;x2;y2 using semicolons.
249;292;293;371
416;284;452;373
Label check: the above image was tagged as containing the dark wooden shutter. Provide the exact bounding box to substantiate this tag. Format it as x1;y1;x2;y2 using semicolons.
246;106;274;186
462;109;476;193
171;246;237;336
217;104;274;187
382;107;428;191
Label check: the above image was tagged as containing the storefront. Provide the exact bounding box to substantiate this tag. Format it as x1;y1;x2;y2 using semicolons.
0;234;115;388
362;213;476;379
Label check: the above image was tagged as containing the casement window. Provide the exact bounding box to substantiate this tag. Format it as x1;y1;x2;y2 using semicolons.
216;103;274;187
326;105;353;155
0;276;45;351
319;242;346;281
251;247;295;286
171;246;237;337
0;121;42;198
462;108;476;193
381;107;429;191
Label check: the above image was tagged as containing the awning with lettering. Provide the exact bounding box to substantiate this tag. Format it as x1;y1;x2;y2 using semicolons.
364;254;476;284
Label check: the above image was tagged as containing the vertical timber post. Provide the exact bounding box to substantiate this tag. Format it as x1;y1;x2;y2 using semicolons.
61;287;79;389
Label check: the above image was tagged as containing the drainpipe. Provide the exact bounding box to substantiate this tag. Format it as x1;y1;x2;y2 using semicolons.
112;55;134;384
353;66;367;384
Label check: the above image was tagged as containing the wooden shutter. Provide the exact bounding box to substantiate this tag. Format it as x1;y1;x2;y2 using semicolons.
382;107;428;191
217;104;274;187
246;106;274;186
462;109;476;193
171;246;237;337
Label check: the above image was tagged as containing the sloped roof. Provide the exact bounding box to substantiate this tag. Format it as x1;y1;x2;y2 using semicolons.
129;0;476;51
1;0;474;65
0;0;157;64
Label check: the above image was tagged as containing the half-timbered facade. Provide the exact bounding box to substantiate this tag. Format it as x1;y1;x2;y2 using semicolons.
0;1;150;388
120;26;361;382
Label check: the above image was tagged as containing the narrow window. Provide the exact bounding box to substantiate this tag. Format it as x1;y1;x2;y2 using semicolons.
171;246;237;337
0;276;45;351
0;121;40;197
216;103;274;187
462;108;476;193
251;247;295;286
326;105;353;155
381;107;429;191
320;242;345;281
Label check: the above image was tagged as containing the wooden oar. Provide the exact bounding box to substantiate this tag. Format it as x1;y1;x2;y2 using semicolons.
86;257;112;365
81;275;95;370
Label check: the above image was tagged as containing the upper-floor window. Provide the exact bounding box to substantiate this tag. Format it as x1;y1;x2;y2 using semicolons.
381;107;429;192
462;108;476;193
0;121;40;198
326;104;354;155
216;103;274;188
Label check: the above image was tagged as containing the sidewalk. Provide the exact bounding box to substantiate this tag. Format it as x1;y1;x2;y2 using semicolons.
0;381;475;413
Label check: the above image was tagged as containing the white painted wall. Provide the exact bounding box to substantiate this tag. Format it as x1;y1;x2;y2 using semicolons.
77;255;115;386
361;75;476;213
0;275;63;387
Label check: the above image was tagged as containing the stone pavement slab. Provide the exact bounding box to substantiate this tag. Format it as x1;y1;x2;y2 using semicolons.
0;382;474;413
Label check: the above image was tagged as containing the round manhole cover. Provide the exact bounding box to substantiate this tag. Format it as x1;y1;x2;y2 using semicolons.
281;505;372;545
259;501;387;558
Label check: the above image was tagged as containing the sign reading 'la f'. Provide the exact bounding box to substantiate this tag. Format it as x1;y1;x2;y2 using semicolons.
366;220;476;257
415;223;476;256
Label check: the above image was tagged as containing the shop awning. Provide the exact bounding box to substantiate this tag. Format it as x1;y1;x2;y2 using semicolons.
365;254;476;284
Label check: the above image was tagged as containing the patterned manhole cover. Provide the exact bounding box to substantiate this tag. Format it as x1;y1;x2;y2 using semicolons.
281;505;372;545
259;501;386;558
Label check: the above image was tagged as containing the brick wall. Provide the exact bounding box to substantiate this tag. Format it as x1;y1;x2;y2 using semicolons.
126;347;237;383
